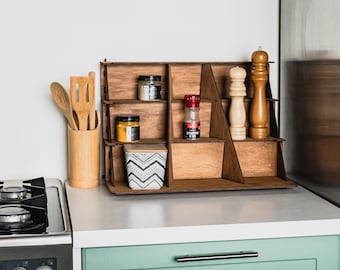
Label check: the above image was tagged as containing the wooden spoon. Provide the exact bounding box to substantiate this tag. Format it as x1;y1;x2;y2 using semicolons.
50;82;78;130
70;74;95;130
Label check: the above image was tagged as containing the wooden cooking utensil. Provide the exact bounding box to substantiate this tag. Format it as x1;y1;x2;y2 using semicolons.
70;73;95;130
50;82;78;130
88;72;96;130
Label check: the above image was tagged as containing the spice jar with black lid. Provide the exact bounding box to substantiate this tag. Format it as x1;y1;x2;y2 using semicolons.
116;115;140;142
138;75;162;101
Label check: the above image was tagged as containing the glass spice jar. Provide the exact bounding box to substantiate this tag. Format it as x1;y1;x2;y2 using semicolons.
116;115;140;142
138;75;162;101
183;95;200;140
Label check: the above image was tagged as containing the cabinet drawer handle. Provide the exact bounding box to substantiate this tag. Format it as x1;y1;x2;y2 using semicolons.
175;251;258;262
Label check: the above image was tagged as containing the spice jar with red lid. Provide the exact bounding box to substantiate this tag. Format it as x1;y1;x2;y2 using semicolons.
183;94;200;140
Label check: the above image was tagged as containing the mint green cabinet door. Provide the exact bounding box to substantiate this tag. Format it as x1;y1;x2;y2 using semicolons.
156;260;315;270
82;236;339;270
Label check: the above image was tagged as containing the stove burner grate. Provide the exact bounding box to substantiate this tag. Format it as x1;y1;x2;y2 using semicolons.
0;177;48;235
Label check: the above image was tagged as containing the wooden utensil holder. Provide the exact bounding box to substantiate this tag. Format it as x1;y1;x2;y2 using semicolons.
68;116;100;188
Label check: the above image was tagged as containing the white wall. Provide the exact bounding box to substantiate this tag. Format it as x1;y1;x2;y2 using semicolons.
0;0;279;181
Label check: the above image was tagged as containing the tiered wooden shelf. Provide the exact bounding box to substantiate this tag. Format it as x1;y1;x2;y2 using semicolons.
100;61;295;195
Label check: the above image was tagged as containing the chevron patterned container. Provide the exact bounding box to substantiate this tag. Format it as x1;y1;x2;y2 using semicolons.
124;144;168;190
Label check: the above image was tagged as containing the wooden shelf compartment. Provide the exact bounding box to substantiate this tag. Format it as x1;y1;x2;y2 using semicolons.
102;101;167;141
104;141;169;188
101;62;168;100
167;63;231;186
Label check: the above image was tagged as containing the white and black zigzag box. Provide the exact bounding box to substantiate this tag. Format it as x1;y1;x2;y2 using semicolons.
124;144;168;190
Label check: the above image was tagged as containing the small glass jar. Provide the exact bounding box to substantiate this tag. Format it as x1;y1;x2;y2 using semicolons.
183;95;200;140
138;75;162;101
116;115;140;142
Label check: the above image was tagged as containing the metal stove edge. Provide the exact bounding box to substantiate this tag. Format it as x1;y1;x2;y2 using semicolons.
0;178;72;247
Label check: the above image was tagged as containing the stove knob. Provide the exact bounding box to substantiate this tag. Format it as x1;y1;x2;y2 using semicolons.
35;266;53;270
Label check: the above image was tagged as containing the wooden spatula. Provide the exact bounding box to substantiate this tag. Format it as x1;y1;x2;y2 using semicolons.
88;72;96;130
70;73;95;130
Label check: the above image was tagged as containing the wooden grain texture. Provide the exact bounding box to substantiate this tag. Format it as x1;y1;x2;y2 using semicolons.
276;141;287;179
70;74;95;131
169;64;201;99
104;145;113;183
249;50;269;139
88;72;96;130
110;143;126;183
222;99;272;137
234;140;277;177
68;111;100;188
228;66;247;140
106;63;167;100
201;64;244;183
50;82;78;130
171;142;224;179
105;177;296;195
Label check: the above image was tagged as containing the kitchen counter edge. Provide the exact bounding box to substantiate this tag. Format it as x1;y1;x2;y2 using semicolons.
65;181;340;249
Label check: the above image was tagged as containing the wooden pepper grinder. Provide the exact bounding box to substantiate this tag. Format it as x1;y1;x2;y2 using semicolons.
249;49;269;139
229;66;247;140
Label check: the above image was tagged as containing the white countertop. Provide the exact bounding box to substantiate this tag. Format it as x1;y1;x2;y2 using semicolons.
66;182;340;249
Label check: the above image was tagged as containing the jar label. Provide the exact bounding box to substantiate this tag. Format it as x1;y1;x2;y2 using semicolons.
117;125;140;142
183;121;200;139
126;126;140;141
140;85;161;100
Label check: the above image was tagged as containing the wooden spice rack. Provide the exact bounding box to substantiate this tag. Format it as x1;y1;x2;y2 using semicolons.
100;61;296;194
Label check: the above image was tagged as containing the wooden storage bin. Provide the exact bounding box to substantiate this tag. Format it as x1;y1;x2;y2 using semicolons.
101;61;295;195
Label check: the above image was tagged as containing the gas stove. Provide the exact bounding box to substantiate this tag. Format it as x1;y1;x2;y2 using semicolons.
0;177;48;235
0;177;72;270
